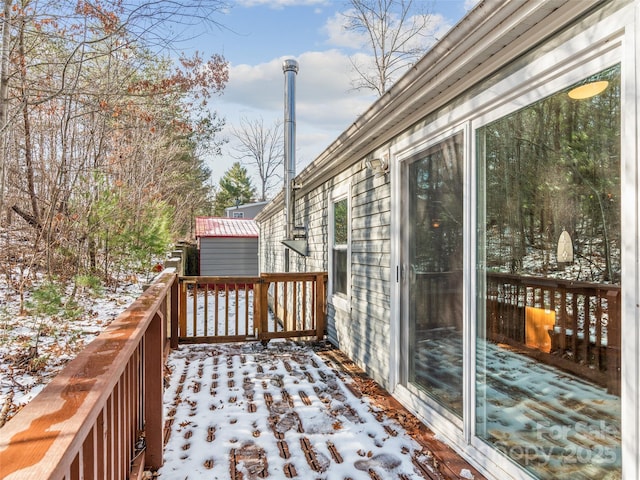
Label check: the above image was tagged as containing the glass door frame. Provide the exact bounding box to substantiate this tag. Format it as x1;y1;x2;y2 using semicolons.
396;125;470;432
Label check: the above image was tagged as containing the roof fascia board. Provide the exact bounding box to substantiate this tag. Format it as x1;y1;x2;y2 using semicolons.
291;0;605;196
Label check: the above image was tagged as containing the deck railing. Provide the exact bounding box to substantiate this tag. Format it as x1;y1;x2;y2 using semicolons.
175;272;327;344
485;272;621;394
0;271;178;480
0;270;326;478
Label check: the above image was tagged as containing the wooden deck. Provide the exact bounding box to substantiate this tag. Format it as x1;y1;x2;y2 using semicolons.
159;341;485;480
1;271;484;479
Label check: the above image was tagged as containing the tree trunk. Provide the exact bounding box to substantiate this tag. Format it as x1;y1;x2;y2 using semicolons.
0;0;12;218
18;13;39;226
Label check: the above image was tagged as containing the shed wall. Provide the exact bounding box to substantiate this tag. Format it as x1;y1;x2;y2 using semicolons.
199;237;259;276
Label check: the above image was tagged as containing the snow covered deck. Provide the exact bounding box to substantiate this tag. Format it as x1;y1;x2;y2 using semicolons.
158;341;484;480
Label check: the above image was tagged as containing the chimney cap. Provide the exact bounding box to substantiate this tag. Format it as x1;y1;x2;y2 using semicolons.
282;59;299;73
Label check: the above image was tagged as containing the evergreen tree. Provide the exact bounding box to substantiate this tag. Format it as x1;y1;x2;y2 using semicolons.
213;162;257;216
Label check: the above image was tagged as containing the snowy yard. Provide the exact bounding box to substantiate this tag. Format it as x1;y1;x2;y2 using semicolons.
0;277;141;425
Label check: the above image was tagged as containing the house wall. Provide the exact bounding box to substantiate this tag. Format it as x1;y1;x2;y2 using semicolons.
225;203;266;219
256;1;639;478
259;160;393;389
199;237;259;276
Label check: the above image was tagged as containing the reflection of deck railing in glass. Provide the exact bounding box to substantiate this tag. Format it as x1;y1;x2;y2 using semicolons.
485;272;621;395
413;270;463;332
176;273;327;344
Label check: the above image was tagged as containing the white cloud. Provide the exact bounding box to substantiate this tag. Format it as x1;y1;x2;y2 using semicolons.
322;10;369;51
323;9;453;53
234;0;330;9
222;50;374;132
210;49;376;183
208;3;458;184
464;0;481;11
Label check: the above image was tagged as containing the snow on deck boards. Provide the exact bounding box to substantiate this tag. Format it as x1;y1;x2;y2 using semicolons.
159;342;445;479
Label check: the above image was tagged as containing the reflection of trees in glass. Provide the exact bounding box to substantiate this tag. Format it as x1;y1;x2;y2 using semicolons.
480;65;620;283
333;198;348;295
334;199;348;245
410;134;464;272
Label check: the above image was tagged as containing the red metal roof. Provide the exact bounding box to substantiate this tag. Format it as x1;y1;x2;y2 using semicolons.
195;217;259;238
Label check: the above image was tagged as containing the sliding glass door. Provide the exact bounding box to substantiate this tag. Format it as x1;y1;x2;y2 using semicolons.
476;65;622;479
403;133;464;418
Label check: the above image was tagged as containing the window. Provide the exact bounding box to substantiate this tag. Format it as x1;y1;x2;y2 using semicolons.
330;189;350;307
333;198;348;295
476;64;621;479
232;211;244;218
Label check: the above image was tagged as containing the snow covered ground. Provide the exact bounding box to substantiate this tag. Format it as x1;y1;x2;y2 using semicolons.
0;275;141;425
1;278;471;479
161;291;453;479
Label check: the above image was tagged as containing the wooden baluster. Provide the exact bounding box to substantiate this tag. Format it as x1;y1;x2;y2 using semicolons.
171;276;179;349
293;280;298;331
260;279;269;336
235;283;239;336
179;281;187;338
558;287;567;352
192;283;198;338
204;283;209;337
302;280;307;331
582;292;591;365
283;281;288;332
224;283;230;336
595;290;603;369
245;283;250;336
315;273;326;340
144;312;164;469
214;284;219;337
606;290;621;395
274;281;279;327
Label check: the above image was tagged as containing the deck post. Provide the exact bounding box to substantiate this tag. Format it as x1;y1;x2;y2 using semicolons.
144;311;164;470
259;278;269;340
179;280;187;337
170;275;179;349
253;280;260;337
315;273;326;340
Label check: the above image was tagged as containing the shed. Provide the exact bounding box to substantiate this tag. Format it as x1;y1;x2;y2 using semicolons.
195;217;259;276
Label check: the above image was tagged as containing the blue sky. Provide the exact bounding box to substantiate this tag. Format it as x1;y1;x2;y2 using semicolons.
193;0;476;192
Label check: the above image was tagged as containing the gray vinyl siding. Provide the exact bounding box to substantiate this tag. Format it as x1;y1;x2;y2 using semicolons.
257;160;392;390
224;202;266;219
347;168;391;388
199;237;258;276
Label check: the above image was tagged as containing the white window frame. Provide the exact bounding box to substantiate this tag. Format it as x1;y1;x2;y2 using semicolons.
232;211;244;218
328;183;351;312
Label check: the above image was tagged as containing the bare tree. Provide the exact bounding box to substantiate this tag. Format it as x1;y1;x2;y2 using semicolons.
0;0;11;219
231;116;283;201
0;0;229;281
343;0;434;96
